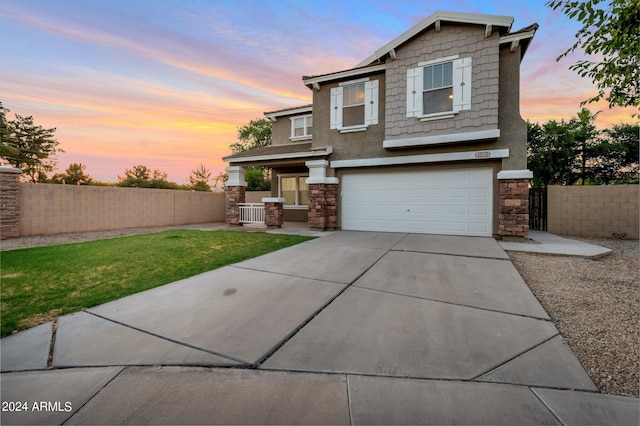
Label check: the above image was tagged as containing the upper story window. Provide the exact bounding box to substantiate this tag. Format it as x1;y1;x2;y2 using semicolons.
423;61;453;114
330;78;379;132
407;56;472;120
290;115;312;140
342;82;365;126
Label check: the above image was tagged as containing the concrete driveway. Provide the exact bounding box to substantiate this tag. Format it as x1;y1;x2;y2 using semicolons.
2;231;638;425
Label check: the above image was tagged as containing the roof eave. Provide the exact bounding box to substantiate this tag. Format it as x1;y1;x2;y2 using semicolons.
355;11;514;67
302;64;386;87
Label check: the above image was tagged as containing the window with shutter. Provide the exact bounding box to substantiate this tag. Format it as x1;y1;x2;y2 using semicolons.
330;78;379;131
406;57;472;120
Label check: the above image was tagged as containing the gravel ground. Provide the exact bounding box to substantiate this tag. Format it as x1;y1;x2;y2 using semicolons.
509;238;639;397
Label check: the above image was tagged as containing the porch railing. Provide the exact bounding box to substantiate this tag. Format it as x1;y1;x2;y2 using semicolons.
239;203;265;225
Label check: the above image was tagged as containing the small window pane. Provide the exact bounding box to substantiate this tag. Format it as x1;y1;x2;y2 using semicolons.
423;66;433;90
433;63;443;88
443;62;453;86
423;87;453;114
281;177;296;191
306;124;313;136
343;83;365;107
343;105;365;126
298;177;309;205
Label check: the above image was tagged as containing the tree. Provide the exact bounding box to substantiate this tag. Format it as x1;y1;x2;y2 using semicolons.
188;164;212;191
50;163;93;185
229;118;272;153
219;118;273;191
591;124;639;184
0;103;63;182
117;165;181;189
528;109;639;186
547;0;640;110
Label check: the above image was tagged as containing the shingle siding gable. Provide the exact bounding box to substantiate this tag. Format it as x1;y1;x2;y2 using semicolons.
385;24;500;141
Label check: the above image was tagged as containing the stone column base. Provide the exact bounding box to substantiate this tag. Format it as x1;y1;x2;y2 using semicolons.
308;183;337;230
226;186;246;225
263;198;284;228
0;167;22;240
498;178;530;237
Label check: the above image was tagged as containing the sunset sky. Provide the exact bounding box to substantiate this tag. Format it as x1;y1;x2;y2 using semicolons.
1;0;636;184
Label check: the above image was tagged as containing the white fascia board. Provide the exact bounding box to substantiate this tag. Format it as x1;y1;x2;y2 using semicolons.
331;149;509;169
303;64;386;87
0;166;22;174
264;106;313;121
383;129;501;149
355;11;513;67
262;197;286;203
225;147;333;164
499;30;537;46
497;169;533;179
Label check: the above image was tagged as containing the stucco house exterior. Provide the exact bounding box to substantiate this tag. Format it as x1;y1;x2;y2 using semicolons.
223;11;538;238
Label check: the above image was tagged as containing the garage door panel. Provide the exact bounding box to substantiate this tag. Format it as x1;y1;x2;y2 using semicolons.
341;168;492;236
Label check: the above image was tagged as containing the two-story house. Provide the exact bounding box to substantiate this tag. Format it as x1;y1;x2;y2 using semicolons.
224;11;537;238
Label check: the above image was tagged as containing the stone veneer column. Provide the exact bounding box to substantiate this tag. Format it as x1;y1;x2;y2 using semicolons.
306;160;338;231
225;166;246;226
497;170;532;238
0;166;22;240
262;197;285;228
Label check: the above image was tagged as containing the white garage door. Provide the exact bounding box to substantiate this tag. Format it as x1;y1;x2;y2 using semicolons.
341;168;493;236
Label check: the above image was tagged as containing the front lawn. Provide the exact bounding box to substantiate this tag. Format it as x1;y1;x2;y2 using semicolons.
0;230;313;336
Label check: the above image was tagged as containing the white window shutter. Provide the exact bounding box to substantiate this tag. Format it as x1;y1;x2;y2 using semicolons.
406;67;422;117
330;87;343;129
364;80;379;126
453;57;472;112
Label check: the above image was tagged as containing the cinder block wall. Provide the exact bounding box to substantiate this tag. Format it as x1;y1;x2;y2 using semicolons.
20;184;226;237
547;185;639;239
244;191;271;203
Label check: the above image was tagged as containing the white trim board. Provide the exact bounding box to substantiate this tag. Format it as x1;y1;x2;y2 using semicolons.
331;149;509;169
384;129;500;149
225;147;333;163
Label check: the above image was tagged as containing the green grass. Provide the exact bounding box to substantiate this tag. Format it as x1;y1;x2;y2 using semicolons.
0;230;313;336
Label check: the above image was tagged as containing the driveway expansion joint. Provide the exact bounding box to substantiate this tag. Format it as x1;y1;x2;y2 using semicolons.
350;284;554;321
228;264;346;285
82;311;248;366
390;248;512;261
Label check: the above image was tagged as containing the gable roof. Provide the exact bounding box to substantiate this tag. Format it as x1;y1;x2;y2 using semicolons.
301;11;537;88
355;11;514;67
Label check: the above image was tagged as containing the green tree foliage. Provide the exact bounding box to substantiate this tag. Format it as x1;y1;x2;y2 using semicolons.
117;165;181;189
547;0;639;109
50;163;93;185
591;124;639;184
217;118;273;191
229;118;272;154
188;164;212;191
527;109;639;186
0;103;63;182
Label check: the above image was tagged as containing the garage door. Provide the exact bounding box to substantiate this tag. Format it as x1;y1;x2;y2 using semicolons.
341;168;493;236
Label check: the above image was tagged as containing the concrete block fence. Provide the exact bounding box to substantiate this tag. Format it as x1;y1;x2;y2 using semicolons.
547;185;639;239
0;167;226;239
